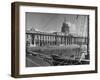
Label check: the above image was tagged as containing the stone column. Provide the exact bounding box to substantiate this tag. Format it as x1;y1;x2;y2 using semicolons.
32;34;36;47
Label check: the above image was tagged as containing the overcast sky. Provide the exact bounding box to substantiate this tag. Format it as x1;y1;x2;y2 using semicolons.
26;12;89;37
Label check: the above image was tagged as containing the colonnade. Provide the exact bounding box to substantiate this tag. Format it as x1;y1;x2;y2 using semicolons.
26;33;87;47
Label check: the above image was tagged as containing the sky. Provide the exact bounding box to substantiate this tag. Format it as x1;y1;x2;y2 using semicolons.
26;12;89;37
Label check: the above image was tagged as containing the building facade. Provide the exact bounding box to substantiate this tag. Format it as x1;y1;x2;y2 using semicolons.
26;21;88;47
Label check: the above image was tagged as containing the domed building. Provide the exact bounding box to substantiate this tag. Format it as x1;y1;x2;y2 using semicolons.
61;19;69;34
26;18;88;47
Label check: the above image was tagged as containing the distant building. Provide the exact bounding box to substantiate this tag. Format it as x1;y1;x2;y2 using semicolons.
26;20;88;47
61;21;69;34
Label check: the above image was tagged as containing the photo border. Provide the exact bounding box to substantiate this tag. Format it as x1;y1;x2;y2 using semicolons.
11;2;98;78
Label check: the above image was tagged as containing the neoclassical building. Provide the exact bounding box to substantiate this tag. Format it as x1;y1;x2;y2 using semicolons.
26;21;88;47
